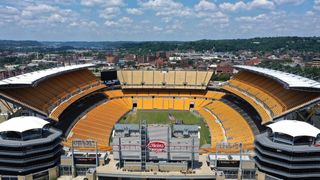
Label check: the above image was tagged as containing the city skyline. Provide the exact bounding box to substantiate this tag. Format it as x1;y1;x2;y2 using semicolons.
0;0;319;41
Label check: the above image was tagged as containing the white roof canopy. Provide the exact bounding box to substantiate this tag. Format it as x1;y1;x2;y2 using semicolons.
0;116;49;133
267;120;320;138
234;65;320;90
0;64;95;87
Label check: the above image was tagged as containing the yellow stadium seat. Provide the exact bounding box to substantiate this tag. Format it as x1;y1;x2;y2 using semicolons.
66;99;131;150
205;101;254;147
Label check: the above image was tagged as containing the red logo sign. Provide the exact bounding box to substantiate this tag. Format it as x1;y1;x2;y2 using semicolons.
147;141;166;153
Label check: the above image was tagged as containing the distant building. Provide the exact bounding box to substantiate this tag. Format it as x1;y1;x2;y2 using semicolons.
106;54;118;63
0;69;17;80
156;51;167;58
216;64;233;75
244;57;261;66
208;64;217;70
267;55;280;60
306;57;320;68
31;59;58;65
292;56;304;67
154;57;164;68
147;55;156;63
78;57;94;63
4;64;19;71
124;54;136;61
169;56;182;61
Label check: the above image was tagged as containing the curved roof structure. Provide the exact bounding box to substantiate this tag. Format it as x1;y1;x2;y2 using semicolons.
0;64;95;87
267;120;320;138
0;116;49;133
234;65;320;91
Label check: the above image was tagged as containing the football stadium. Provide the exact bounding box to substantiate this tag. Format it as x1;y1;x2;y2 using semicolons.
0;64;319;179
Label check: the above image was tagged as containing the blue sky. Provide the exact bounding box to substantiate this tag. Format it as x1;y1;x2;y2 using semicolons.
0;0;319;41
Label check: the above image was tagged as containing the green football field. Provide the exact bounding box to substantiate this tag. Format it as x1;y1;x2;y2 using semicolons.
119;110;211;146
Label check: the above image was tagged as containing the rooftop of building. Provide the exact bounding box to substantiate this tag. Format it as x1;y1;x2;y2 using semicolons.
267;120;320;138
0;116;49;133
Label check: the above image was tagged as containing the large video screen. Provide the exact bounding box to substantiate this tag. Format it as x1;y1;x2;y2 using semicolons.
101;70;117;81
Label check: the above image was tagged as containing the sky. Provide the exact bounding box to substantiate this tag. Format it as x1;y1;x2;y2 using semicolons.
0;0;319;41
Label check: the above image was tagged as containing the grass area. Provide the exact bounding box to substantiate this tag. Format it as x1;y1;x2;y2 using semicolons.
120;110;211;146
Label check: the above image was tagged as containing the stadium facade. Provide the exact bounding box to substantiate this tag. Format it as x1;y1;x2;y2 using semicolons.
0;116;62;179
255;120;320;180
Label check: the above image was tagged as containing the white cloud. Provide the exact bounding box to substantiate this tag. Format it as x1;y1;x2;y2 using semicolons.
273;0;304;5
219;1;246;12
235;14;268;22
104;16;132;27
153;26;163;31
139;0;192;17
196;11;229;29
81;0;124;7
155;8;192;17
22;4;56;16
52;0;76;5
20;4;73;20
81;0;103;7
126;8;143;15
219;0;275;12
194;1;230;22
139;0;180;9
48;14;66;23
104;20;118;27
249;0;275;9
141;20;150;24
119;16;133;24
16;4;76;27
164;23;183;33
0;6;19;14
99;7;120;20
306;10;314;16
194;0;217;11
315;0;320;10
199;11;229;25
0;0;318;40
70;20;98;28
0;6;20;25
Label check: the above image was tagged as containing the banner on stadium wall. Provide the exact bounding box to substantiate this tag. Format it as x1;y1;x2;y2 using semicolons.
147;140;166;153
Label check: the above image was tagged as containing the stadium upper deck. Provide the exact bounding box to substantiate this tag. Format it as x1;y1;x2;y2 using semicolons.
117;70;213;89
223;65;320;124
0;64;105;120
235;65;320;91
0;64;94;87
